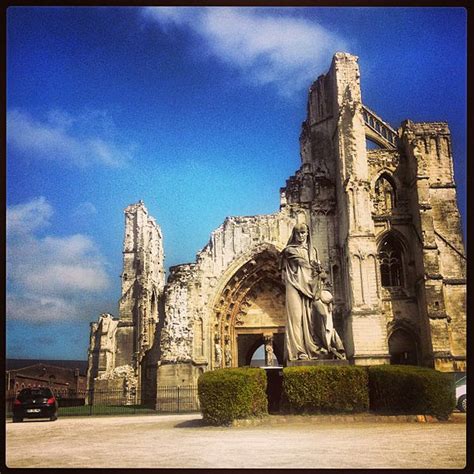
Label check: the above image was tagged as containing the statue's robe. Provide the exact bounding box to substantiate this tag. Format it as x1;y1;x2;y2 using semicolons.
281;244;321;360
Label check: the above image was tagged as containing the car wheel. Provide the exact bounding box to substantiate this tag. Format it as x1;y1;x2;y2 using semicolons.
458;395;466;413
50;415;58;421
12;417;23;423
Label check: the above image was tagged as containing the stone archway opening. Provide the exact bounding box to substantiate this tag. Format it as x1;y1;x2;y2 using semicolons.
212;245;286;369
242;335;284;367
249;343;265;366
388;328;418;365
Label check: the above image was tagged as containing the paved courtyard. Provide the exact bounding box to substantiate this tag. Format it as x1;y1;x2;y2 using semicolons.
5;413;467;469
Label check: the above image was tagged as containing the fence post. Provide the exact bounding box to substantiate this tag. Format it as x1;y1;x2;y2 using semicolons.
177;386;180;413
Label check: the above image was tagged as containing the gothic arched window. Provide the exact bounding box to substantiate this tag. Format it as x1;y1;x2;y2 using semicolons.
374;174;396;213
378;235;403;287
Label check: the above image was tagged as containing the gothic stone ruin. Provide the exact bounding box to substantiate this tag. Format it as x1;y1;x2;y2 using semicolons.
86;53;466;407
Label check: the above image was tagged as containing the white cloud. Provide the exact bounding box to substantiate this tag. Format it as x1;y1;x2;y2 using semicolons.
142;7;348;96
73;201;98;218
6;198;111;323
22;263;109;294
6;196;53;235
7;108;132;167
7;294;80;323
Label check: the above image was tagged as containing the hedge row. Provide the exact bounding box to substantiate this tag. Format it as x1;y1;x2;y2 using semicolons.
198;364;455;425
368;365;455;419
282;366;369;413
198;368;267;425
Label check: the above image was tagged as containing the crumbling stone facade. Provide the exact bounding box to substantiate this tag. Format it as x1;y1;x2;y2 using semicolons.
87;53;466;405
87;201;165;403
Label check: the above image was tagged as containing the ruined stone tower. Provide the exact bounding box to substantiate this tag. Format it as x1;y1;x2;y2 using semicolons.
87;53;466;404
86;201;165;401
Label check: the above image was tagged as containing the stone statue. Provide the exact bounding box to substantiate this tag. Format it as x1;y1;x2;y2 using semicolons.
280;223;324;361
312;271;345;360
224;339;232;367
214;337;222;367
264;336;274;366
280;223;345;361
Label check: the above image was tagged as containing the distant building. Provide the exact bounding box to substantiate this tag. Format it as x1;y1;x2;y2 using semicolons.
86;53;466;408
6;360;87;397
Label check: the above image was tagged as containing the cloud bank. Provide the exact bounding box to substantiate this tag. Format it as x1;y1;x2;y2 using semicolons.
7;197;111;323
7;108;133;167
142;7;347;96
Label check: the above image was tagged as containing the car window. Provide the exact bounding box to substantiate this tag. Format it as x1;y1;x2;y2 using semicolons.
18;388;53;400
455;376;466;387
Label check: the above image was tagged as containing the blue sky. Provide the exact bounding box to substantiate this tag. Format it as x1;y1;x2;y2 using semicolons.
6;7;467;361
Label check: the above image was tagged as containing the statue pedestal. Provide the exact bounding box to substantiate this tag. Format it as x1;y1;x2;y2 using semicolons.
286;359;349;367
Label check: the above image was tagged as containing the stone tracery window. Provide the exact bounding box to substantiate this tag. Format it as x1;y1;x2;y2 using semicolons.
374;174;396;214
378;235;403;287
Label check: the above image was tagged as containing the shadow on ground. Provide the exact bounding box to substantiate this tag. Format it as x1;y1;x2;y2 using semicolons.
174;418;209;428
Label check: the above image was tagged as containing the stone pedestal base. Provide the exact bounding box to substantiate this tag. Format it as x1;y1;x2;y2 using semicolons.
351;355;391;366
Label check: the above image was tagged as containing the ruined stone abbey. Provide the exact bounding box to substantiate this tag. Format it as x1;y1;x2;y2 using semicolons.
86;53;466;405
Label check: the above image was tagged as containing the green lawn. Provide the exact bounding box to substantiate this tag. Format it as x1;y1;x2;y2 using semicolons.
58;404;158;416
6;404;199;418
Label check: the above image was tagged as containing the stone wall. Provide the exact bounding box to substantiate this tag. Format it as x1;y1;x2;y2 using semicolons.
156;212;296;386
400;121;466;371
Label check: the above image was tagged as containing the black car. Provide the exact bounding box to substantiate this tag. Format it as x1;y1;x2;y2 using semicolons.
12;387;58;422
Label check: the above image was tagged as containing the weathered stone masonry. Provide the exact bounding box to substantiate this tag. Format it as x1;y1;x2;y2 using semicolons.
87;53;466;405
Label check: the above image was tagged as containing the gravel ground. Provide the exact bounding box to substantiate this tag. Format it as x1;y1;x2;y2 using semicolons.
5;413;467;469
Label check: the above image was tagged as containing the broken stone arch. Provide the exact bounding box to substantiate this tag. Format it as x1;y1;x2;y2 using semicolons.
209;242;286;369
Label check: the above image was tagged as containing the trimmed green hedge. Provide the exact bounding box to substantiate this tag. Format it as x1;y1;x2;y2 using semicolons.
198;368;267;425
368;365;455;419
282;365;369;413
198;364;455;423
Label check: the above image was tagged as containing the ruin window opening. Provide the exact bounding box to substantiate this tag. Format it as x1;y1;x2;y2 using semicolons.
374;174;396;213
378;234;404;287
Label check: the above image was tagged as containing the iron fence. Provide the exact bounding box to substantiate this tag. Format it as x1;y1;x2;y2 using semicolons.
5;385;199;417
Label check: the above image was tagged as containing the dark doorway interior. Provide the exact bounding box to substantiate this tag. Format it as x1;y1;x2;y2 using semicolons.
265;368;283;413
388;329;418;365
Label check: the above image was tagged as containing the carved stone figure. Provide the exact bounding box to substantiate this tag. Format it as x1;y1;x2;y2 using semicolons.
214;337;222;367
224;338;232;367
312;272;345;360
264;336;274;366
280;223;346;362
280;223;325;361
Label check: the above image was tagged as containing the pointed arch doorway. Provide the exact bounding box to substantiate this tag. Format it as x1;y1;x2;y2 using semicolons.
212;244;286;369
